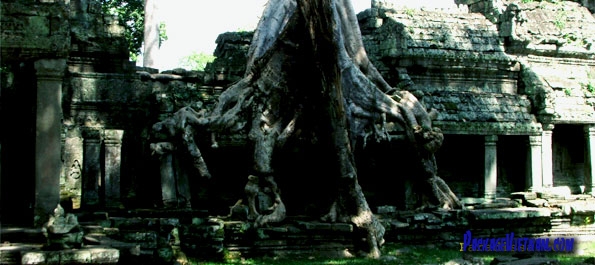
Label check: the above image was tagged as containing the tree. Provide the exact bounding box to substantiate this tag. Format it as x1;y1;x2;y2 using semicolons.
179;51;216;71
143;0;158;67
153;0;461;257
101;0;145;60
101;0;167;62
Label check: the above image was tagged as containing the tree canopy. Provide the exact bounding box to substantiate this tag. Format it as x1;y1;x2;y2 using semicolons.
101;0;167;61
101;0;145;59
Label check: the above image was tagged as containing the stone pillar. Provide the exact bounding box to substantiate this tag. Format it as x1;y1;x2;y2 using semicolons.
33;59;66;226
160;152;177;207
82;127;102;208
484;135;498;200
528;135;543;191
542;124;554;188
173;155;192;208
61;126;84;210
584;125;595;194
104;130;124;208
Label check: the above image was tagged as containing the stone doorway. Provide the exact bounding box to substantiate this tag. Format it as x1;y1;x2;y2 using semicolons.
0;62;36;225
552;124;588;194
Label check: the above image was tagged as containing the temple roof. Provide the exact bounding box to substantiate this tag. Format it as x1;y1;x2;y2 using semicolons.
360;0;595;133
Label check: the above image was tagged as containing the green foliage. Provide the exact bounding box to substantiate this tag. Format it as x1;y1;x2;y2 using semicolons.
521;0;534;3
562;32;577;44
101;0;145;58
553;10;567;30
583;72;595;94
187;241;595;265
585;82;595;94
180;51;216;71
159;21;168;47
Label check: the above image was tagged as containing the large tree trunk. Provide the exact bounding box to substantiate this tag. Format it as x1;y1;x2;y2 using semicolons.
143;0;158;68
153;0;461;257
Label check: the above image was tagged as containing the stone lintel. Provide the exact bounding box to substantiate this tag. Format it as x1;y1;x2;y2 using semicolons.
433;121;542;136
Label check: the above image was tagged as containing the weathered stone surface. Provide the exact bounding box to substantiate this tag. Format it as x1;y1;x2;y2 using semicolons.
570;203;595;215
21;248;119;265
470;207;551;220
42;205;83;249
525;199;549;208
0;2;70;60
377;205;397;214
510;192;537;201
537;186;572;200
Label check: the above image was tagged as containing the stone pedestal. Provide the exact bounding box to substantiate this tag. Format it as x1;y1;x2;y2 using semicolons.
33;59;66;226
484;135;498;200
542;124;554;187
585;125;595;194
104;130;124;208
82;128;102;208
528;135;543;191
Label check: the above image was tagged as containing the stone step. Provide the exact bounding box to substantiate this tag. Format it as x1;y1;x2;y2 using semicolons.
20;247;119;265
0;244;43;265
469;207;551;220
0;227;46;245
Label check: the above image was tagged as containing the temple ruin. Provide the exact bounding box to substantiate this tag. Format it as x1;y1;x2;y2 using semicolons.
1;0;595;263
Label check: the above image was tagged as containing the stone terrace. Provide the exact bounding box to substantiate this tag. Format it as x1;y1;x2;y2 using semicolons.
2;191;595;264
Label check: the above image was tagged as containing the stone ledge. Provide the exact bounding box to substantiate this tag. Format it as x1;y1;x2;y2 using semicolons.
20;247;119;265
470;207;551;220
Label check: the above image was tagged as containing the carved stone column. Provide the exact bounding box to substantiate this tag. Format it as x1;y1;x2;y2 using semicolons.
104;130;124;208
61;126;84;209
150;142;179;207
542;124;554;188
33;59;66;226
160;152;177;207
528;135;543;191
484;135;498;200
82;127;102;208
584;125;595;194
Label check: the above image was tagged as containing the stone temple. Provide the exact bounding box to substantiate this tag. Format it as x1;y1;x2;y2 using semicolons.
1;0;595;263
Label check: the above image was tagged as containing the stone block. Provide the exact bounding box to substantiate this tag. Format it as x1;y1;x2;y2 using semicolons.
461;197;486;206
376;205;397;214
510;192;537;200
60;249;91;263
471;208;551;220
525;199;549;207
299;221;331;231
331;223;353;233
537;186;572;200
570;203;595;215
413;213;437;222
21;252;46;265
390;220;409;229
89;248;119;264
